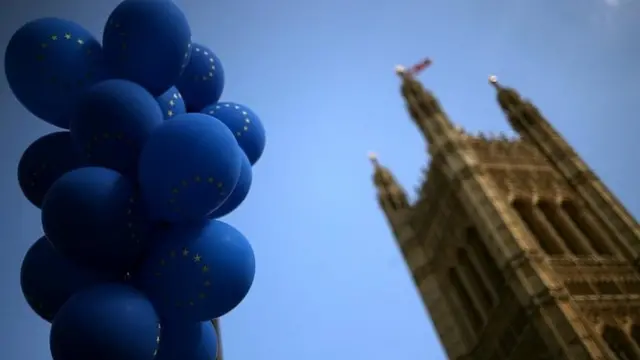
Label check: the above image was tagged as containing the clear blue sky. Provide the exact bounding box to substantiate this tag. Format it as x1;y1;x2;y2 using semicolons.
0;0;638;359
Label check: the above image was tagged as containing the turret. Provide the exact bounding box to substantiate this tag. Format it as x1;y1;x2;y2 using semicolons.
488;75;530;131
369;152;409;220
396;64;458;150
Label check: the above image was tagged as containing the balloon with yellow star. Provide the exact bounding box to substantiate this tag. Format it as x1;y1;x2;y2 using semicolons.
18;131;86;209
70;79;163;178
201;102;266;165
208;152;252;219
102;0;192;96
50;284;160;360
156;86;186;120
176;43;225;112
156;320;218;360
137;113;243;223
20;236;119;323
4;17;109;129
41;167;151;276
137;219;255;321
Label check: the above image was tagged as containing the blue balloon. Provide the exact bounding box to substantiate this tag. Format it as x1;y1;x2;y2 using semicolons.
176;43;224;112
208;152;252;219
102;0;191;96
70;79;163;177
156;86;186;120
50;284;160;360
4;18;108;128
41;167;150;275
137;220;255;321
138;113;242;223
156;320;218;360
201;102;266;165
18;131;86;208
20;236;118;323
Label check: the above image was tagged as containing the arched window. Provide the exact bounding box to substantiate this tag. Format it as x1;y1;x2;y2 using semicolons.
449;268;483;331
537;201;587;255
631;325;640;349
564;281;595;296
512;199;563;255
602;325;638;360
467;228;503;291
561;200;614;255
457;249;493;312
594;281;623;295
623;281;640;295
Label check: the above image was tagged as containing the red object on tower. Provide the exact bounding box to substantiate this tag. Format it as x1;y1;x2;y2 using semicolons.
408;58;432;75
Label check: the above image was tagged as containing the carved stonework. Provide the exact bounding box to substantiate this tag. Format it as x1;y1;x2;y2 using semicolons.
372;74;639;359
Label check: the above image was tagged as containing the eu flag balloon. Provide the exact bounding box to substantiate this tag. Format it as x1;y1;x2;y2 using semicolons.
41;167;149;275
20;236;118;323
70;79;163;177
176;43;224;112
18;131;85;208
156;86;186;120
138;113;242;223
201;102;266;165
156;320;218;360
208;152;252;219
4;18;108;129
138;220;255;321
50;284;160;360
102;0;192;96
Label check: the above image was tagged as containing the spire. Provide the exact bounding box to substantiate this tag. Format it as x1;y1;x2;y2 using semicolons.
368;151;380;166
488;75;539;131
369;152;392;188
368;152;409;212
398;65;442;119
488;75;523;110
396;60;456;146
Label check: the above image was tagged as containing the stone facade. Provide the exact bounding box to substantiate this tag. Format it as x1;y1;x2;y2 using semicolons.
371;73;640;359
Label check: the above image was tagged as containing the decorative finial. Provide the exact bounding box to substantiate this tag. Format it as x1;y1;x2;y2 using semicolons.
394;65;406;76
368;152;379;165
488;75;500;88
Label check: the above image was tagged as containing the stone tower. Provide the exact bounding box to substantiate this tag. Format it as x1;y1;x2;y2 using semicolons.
372;69;640;359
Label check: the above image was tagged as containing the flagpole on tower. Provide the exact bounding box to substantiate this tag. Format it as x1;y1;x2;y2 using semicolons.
395;58;432;77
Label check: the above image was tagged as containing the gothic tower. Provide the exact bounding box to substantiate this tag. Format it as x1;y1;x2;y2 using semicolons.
372;69;640;359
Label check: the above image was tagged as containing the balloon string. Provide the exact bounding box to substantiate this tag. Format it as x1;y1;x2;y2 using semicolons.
212;319;223;359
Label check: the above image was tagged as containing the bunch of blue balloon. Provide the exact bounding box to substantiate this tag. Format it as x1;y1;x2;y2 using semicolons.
7;1;266;360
